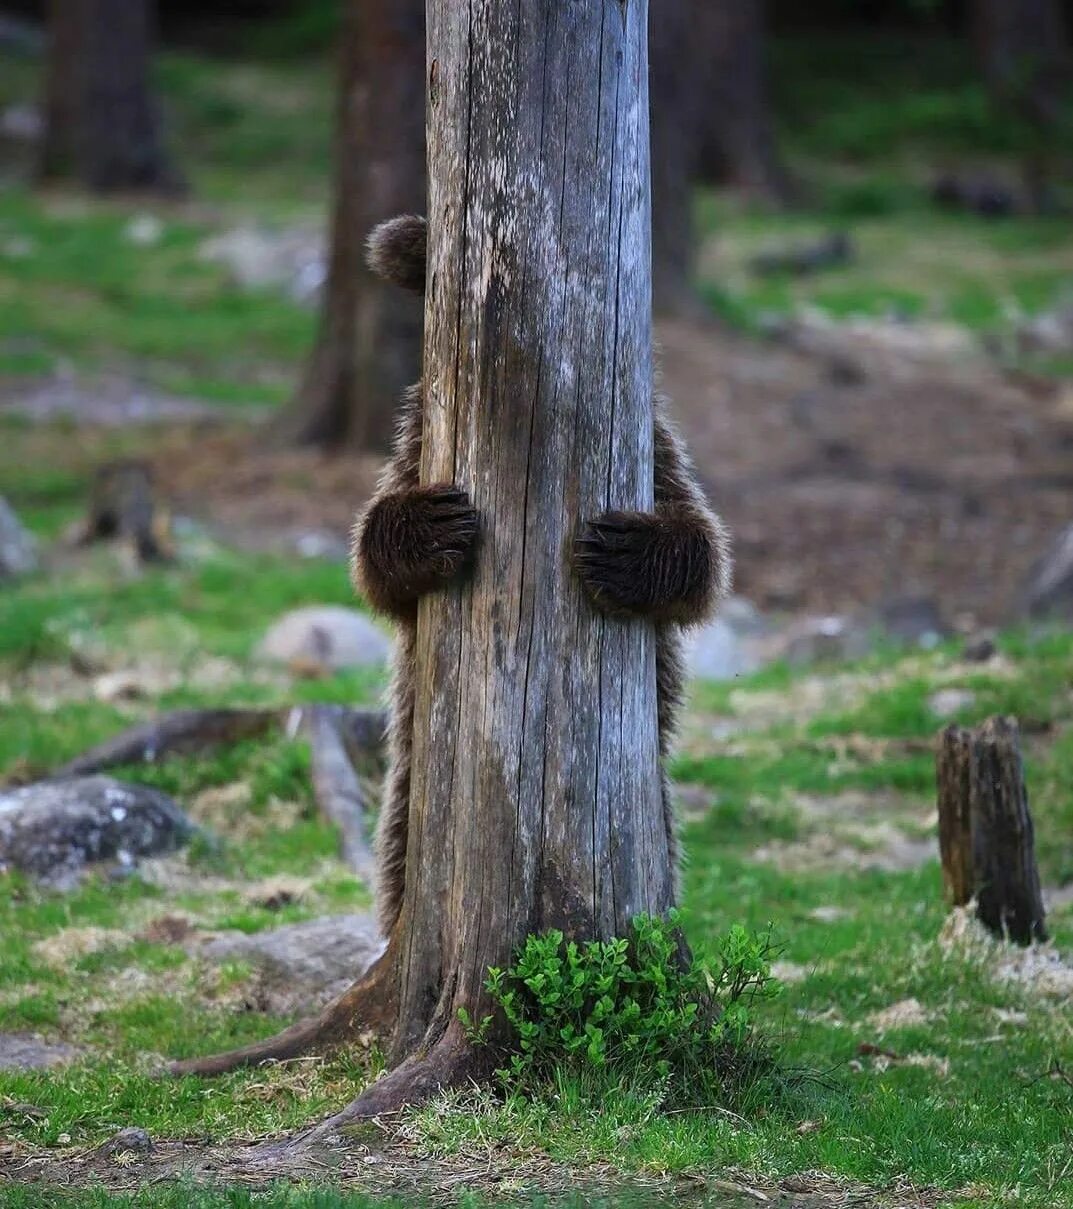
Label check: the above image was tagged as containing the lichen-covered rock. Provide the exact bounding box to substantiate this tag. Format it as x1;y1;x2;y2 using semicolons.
0;776;193;887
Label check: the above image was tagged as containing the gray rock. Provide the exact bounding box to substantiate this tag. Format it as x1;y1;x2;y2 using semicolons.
198;225;325;304
876;596;947;649
0;776;193;886
0;102;42;143
200;914;385;1014
780;615;875;667
0;496;37;578
928;688;976;719
684;617;760;681
1026;523;1073;619
0;1033;79;1071
258;606;391;672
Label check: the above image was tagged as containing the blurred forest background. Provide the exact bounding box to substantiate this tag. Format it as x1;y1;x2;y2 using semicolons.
1;0;1072;628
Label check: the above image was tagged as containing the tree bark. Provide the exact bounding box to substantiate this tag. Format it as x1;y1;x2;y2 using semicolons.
395;0;668;1075
693;0;790;203
936;718;1047;946
39;0;180;194
275;0;424;454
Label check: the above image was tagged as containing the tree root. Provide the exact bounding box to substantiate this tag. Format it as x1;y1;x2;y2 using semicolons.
54;705;387;778
168;944;396;1078
305;1023;480;1138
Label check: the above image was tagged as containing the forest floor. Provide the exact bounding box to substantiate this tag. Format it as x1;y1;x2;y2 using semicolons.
3;16;1073;1209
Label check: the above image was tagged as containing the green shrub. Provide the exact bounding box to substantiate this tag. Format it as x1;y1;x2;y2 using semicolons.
471;912;779;1107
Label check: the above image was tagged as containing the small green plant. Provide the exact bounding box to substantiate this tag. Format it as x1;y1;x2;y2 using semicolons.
476;911;779;1107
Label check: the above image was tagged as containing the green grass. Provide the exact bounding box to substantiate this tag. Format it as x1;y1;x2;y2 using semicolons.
3;536;1073;1205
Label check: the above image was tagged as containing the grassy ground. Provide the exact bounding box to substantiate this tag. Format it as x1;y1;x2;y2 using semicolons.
2;491;1073;1206
2;18;1073;1209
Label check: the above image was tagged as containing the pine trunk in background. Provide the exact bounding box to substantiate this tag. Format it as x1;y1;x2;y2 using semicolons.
650;0;699;315
693;0;790;203
971;0;1070;210
277;0;424;454
39;0;179;193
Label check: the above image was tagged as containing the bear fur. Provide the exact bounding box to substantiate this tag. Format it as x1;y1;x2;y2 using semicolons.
353;215;731;935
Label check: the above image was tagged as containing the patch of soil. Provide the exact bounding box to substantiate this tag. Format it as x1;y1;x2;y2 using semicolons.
0;1133;944;1207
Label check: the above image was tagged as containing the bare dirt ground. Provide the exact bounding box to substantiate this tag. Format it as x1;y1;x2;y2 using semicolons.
5;318;1072;625
0;1133;943;1208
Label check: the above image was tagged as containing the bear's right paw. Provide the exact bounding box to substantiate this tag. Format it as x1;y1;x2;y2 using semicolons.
355;484;479;617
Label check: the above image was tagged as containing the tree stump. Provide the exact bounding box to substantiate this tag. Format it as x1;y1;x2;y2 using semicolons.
936;717;1047;945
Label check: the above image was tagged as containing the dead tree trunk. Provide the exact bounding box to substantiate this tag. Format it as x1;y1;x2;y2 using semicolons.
275;0;424;454
693;0;790;203
170;0;669;1125
936;718;1047;945
392;0;666;1083
39;0;180;194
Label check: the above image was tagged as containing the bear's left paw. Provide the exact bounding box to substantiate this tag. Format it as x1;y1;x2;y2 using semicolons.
574;509;719;624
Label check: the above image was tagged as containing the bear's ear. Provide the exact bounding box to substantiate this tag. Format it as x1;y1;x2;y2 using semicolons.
366;214;427;294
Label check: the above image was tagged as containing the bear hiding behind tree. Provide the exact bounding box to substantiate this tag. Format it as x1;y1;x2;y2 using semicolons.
352;214;731;935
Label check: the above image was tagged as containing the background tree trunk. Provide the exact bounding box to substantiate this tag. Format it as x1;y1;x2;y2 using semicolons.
276;0;424;454
39;0;179;193
650;0;699;315
971;0;1070;210
693;0;790;203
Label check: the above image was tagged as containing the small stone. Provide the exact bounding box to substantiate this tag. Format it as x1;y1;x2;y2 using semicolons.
962;632;997;663
0;496;37;579
103;1127;152;1157
257;606;391;674
123;215;163;246
0;1033;80;1071
928;688;975;719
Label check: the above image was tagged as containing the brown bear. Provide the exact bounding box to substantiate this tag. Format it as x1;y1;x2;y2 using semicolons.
352;215;731;935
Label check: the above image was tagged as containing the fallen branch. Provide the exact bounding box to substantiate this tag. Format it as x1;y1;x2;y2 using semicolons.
55;709;280;777
55;706;388;778
307;705;377;880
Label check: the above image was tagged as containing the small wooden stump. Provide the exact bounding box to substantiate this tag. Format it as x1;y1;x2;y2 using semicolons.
936;717;1046;945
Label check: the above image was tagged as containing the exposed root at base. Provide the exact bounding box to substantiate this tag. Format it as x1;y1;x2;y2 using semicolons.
168;947;396;1077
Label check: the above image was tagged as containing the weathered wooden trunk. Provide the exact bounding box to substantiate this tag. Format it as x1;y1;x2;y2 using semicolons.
279;0;424;454
166;0;671;1114
936;717;1047;946
392;0;668;1062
